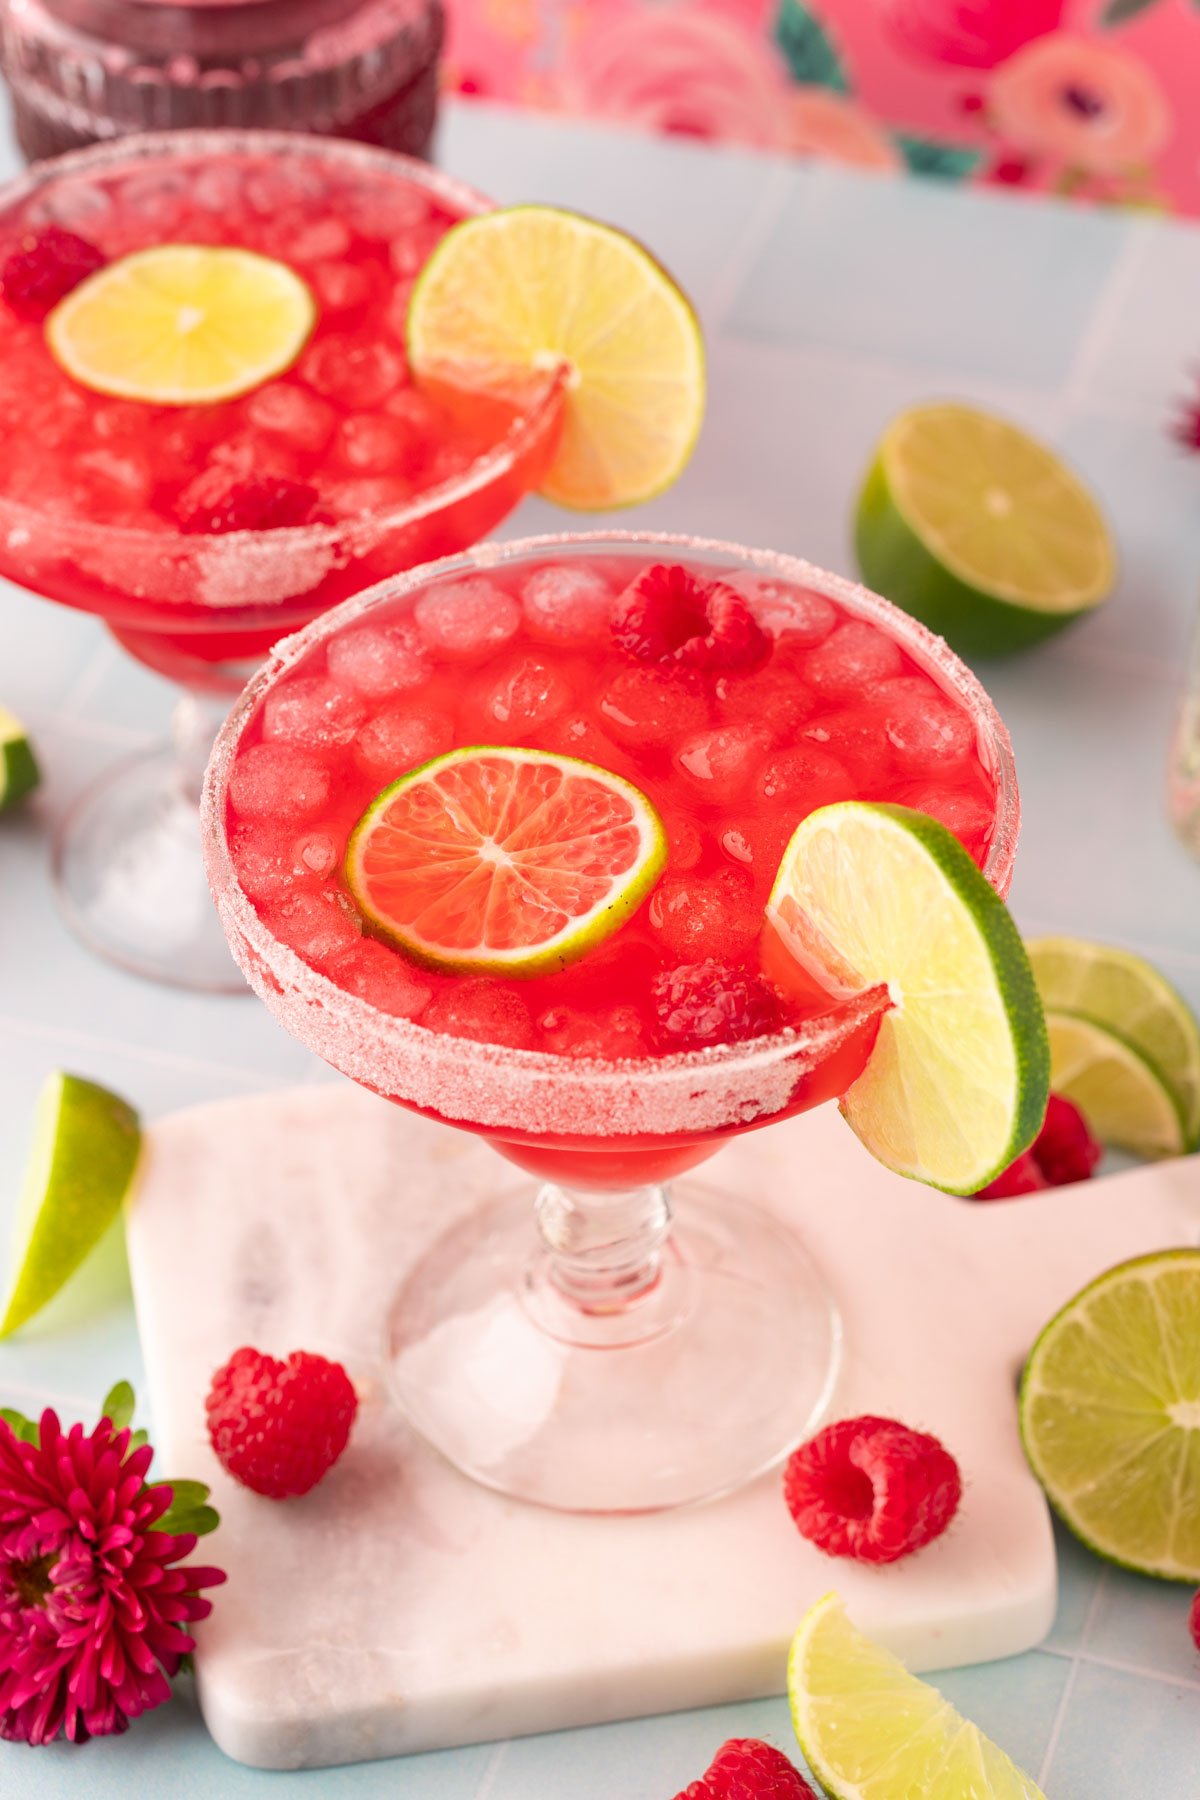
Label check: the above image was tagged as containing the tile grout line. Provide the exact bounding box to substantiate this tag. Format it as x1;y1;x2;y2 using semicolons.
54;640;122;719
0;1012;282;1089
704;163;794;336
1037;1570;1108;1786
1058;219;1156;413
1038;1639;1200;1696
472;1738;509;1800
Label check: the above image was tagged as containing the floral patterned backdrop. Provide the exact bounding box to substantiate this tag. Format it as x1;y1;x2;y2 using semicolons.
441;0;1197;213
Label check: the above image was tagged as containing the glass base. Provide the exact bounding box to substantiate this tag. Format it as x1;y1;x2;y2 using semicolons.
386;1181;842;1514
53;741;246;993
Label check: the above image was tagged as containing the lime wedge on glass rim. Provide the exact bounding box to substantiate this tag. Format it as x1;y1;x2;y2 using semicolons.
1044;1009;1187;1159
0;706;39;811
1019;1249;1200;1581
406;204;705;511
767;801;1049;1194
344;747;667;977
46;245;316;406
788;1593;1047;1800
1028;935;1200;1149
0;1073;141;1338
855;402;1116;658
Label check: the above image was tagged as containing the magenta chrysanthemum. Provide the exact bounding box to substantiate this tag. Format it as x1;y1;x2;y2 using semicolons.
0;1410;224;1745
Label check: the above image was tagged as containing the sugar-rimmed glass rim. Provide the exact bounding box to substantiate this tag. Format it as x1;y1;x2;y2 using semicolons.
0;128;562;565
201;530;1020;1135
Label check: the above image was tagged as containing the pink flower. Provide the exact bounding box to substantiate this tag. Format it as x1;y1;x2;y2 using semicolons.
789;89;901;172
0;1409;224;1744
878;0;1065;70
564;6;794;150
990;33;1170;175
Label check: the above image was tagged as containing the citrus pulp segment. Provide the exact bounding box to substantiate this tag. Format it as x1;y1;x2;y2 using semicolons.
1043;1010;1186;1158
788;1593;1047;1800
1028;936;1200;1148
406;205;705;510
344;747;667;977
46;245;316;406
0;706;39;810
0;1073;141;1338
855;403;1116;658
1019;1250;1200;1581
767;801;1048;1193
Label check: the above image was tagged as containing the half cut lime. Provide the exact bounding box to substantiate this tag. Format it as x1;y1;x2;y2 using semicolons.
0;707;39;811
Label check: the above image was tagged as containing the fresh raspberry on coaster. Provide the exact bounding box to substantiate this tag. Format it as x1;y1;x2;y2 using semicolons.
205;1346;358;1499
784;1415;962;1564
975;1092;1101;1198
671;1737;817;1799
612;563;771;672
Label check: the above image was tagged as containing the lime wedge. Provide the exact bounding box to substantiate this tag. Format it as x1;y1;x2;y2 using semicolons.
1044;1009;1186;1158
406;204;705;510
767;802;1048;1193
788;1593;1047;1800
47;245;315;406
345;747;667;977
0;1073;141;1338
1020;1249;1200;1580
1028;936;1200;1149
0;706;39;811
855;403;1116;658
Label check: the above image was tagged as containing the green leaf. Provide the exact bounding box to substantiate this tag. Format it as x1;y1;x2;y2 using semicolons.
157;1479;210;1511
162;1504;221;1539
1100;0;1160;22
894;134;983;181
128;1429;150;1453
0;1407;39;1446
101;1381;135;1431
176;1652;196;1679
775;0;848;91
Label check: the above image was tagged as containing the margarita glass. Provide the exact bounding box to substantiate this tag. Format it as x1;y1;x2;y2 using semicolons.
0;129;560;988
202;531;1019;1513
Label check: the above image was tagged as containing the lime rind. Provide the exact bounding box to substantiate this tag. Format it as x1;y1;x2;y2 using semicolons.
345;745;667;978
1044;1008;1186;1159
0;706;40;811
406;204;706;512
788;1593;1047;1800
768;801;1048;1195
1028;935;1200;1149
1019;1249;1200;1582
0;1073;141;1338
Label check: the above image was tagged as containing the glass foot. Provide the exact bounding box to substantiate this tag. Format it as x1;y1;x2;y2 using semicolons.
53;739;246;993
386;1181;842;1514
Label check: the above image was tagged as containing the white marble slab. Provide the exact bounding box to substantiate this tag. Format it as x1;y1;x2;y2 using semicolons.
126;1084;1198;1771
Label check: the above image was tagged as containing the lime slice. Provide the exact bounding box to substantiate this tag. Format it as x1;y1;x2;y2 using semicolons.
345;747;667;977
406;205;705;510
1019;1249;1200;1580
46;245;315;406
855;403;1116;658
1044;1009;1186;1158
788;1593;1047;1800
0;706;39;811
1028;935;1200;1149
767;802;1048;1193
0;1073;141;1338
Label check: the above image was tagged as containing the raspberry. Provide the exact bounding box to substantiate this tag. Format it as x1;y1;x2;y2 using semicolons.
651;959;782;1050
783;1414;962;1564
1190;1589;1200;1655
176;468;321;534
205;1346;357;1499
672;1739;817;1800
0;226;105;320
974;1093;1101;1198
611;564;771;672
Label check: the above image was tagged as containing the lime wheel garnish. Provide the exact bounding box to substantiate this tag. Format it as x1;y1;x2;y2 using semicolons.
344;747;667;978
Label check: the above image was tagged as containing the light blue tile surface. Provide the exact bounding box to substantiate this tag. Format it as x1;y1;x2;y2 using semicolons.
1;94;1199;1798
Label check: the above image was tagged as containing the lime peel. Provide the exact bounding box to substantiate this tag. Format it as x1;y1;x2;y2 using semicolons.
0;706;40;811
1044;1009;1186;1159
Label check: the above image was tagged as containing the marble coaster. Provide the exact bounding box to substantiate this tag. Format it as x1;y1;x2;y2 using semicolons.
126;1085;1198;1770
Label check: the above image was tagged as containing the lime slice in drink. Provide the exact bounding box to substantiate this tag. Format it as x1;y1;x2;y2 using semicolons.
406;205;705;510
0;1073;141;1338
1020;1249;1200;1580
1028;935;1200;1149
0;706;39;811
788;1593;1047;1800
345;747;667;977
767;802;1048;1193
855;403;1116;658
1044;1009;1186;1158
46;246;315;406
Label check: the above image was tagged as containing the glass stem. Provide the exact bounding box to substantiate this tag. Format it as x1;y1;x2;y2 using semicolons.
534;1182;672;1316
172;691;230;806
